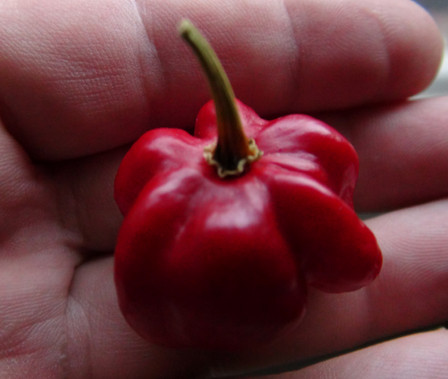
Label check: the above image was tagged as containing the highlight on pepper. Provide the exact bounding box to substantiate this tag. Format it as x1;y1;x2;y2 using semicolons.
112;19;382;351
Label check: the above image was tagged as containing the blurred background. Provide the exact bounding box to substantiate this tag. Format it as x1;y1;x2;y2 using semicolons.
413;0;448;97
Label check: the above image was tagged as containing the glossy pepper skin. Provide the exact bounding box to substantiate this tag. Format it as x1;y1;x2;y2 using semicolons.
113;21;382;351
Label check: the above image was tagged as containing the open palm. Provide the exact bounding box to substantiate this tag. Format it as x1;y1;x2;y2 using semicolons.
0;0;447;378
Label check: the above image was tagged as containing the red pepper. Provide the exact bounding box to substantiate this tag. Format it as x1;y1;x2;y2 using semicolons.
114;20;382;350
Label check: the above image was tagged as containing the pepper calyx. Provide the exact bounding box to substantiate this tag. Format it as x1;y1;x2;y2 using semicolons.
204;138;263;178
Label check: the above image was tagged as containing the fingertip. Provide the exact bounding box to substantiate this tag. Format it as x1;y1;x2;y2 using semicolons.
377;0;445;99
285;0;445;111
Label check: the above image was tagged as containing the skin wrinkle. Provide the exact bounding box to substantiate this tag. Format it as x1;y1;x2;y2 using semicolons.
60;198;91;378
48;166;83;251
132;0;165;129
357;5;391;102
44;212;83;377
65;280;96;378
281;0;303;114
281;0;384;111
55;168;117;375
44;154;94;377
260;329;448;378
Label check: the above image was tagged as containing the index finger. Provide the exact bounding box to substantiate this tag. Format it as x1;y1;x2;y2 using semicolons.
0;0;442;159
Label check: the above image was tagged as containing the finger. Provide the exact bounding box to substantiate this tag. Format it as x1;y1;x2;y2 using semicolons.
48;93;448;253
67;199;448;377
0;0;442;159
51;96;448;252
319;96;448;212
257;329;448;378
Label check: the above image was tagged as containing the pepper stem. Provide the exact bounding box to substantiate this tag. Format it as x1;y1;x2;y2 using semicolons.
179;19;262;178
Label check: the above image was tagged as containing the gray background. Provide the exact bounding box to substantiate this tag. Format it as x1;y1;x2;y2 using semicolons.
414;0;448;97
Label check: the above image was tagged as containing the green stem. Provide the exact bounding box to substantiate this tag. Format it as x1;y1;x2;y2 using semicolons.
179;19;262;177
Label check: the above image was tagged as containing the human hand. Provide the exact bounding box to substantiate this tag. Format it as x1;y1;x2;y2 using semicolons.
0;0;446;378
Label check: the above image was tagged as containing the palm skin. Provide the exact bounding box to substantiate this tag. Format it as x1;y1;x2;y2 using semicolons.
0;0;447;378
